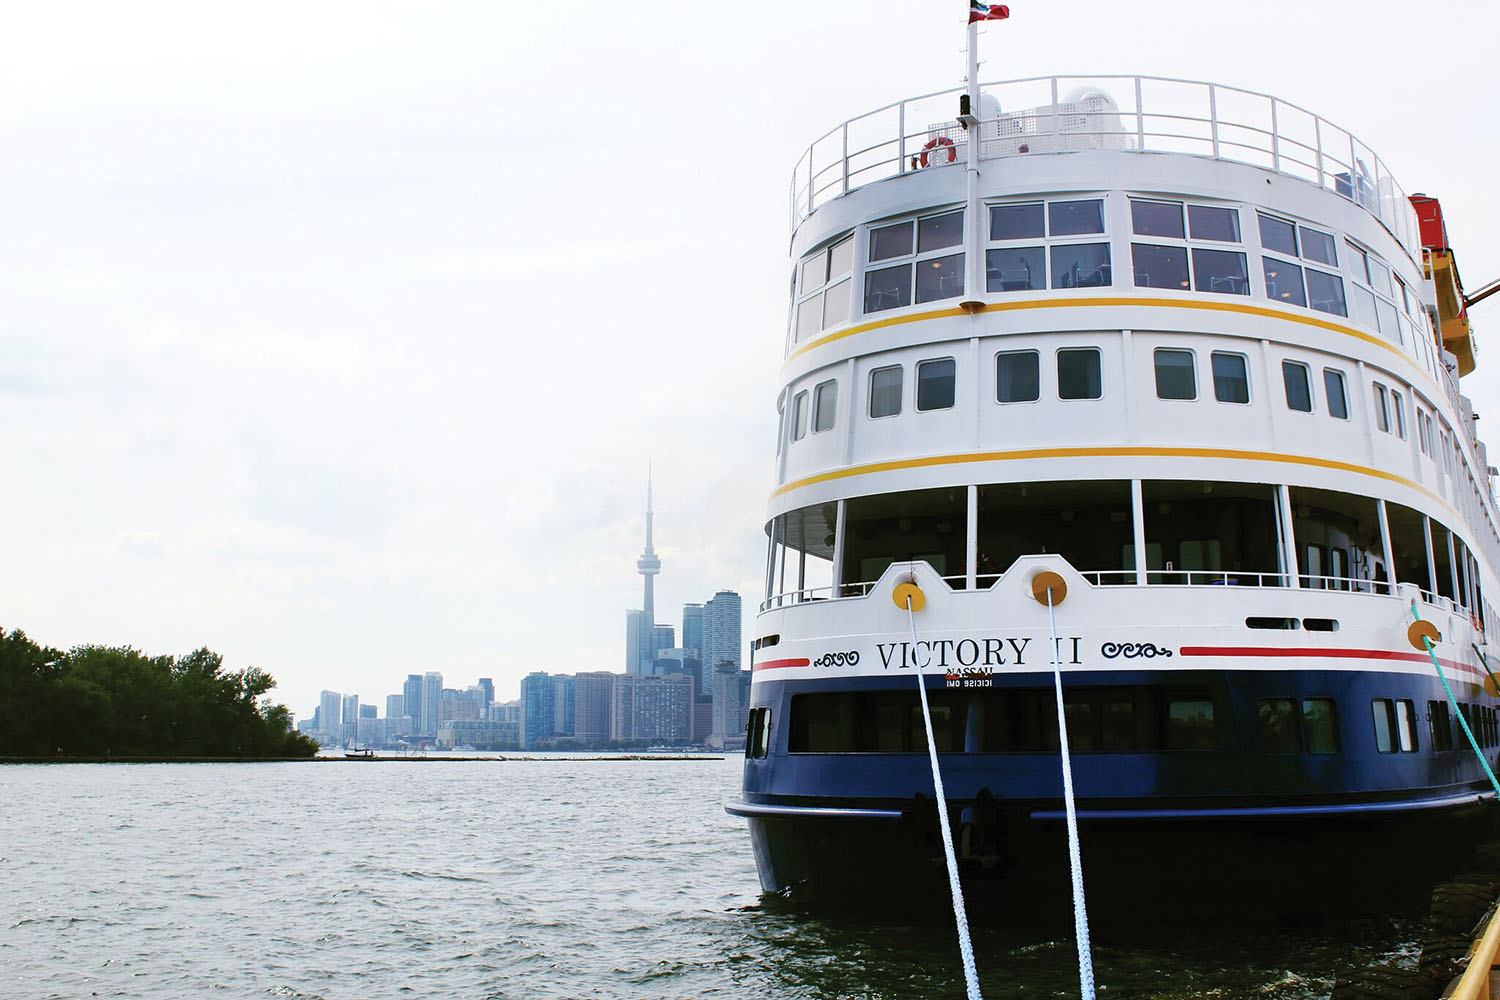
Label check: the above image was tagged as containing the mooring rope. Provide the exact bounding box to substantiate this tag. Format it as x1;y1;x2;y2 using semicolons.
1470;642;1500;700
904;588;982;1000
1411;601;1500;798
1044;584;1097;1000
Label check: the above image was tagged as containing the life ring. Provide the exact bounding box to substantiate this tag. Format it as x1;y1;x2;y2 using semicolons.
920;136;956;168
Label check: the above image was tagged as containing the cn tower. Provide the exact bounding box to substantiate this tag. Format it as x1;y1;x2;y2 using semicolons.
636;470;661;630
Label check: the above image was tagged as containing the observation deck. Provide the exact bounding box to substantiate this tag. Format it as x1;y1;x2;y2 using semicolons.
791;74;1421;261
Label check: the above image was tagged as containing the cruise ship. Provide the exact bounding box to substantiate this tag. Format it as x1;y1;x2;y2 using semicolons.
725;72;1500;907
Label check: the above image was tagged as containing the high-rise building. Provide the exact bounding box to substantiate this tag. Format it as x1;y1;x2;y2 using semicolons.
682;604;703;662
553;675;575;737
611;673;692;743
477;677;494;716
709;663;744;750
359;704;377;720
341;693;360;742
386;694;405;720
519;672;555;749
403;674;423;732
703;590;743;674
573;672;614;743
319;690;342;737
420;671;442;737
625;609;648;675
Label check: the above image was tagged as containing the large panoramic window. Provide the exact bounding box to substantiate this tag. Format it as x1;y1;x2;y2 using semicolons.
865;210;965;313
1258;213;1346;316
764;502;837;605
987;197;1110;292
977;479;1134;585
1131;199;1247;294
1141;480;1284;585
841;487;967;591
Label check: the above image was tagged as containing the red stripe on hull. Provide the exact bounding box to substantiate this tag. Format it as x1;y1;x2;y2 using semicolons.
754;658;810;672
1179;645;1478;677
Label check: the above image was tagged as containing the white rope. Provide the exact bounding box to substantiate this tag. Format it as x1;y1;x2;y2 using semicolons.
1046;586;1097;1000
905;591;982;1000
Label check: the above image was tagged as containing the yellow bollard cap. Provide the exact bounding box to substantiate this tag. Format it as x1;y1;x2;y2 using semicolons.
1031;571;1067;606
1407;620;1441;651
893;581;926;612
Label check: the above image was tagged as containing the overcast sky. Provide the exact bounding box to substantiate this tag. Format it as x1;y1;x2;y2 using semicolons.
4;1;1500;715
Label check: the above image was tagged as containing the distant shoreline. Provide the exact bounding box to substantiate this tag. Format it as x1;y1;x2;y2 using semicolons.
0;754;726;765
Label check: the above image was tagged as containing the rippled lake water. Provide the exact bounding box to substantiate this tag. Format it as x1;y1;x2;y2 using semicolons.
1;757;1424;998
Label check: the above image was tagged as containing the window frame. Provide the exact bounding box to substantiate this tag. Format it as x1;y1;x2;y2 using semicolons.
1210;351;1250;404
995;350;1041;404
1282;360;1314;413
916;357;958;412
1257;212;1346;316
791;389;809;441
793;233;854;342
863;209;966;315
868;365;903;419
986;196;1111;292
1323;368;1349;420
1153;347;1198;401
811;379;838;434
1129;198;1248;296
1056;347;1104;401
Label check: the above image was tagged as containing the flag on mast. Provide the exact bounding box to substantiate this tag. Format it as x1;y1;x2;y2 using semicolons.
969;1;1009;22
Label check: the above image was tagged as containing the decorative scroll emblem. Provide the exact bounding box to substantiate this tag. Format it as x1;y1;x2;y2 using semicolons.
1100;642;1174;659
812;650;860;667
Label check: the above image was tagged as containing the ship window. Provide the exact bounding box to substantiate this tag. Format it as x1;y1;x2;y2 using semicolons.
794;235;854;342
1351;285;1378;330
746;707;771;758
918;210;964;252
1189;204;1241;242
1131;199;1184;239
1050;243;1112;289
1257;698;1299;755
995;351;1040;403
1372;383;1390;433
1305;268;1347;317
1372;699;1396;753
869;220;914;262
916;358;956;411
1165;697;1215;750
1346;242;1369;283
1264;257;1306;306
791;390;808;441
1323;368;1349;419
840;487;967;594
765;503;837;606
812;379;838;433
990;202;1045;240
869;366;903;418
978;479;1134;586
864;211;966;313
1132;244;1190;289
1247;617;1298;629
864;263;912;312
1397;700;1418;752
1302;543;1325;589
1211;352;1249;404
1418;409;1432;455
1192;249;1250;295
1288;486;1383;592
916;253;965;303
1301;227;1338;266
1282;361;1313;412
1057;348;1102;400
1258;214;1298;256
1301;698;1340;754
1142;480;1283;585
1391;391;1407;439
1049;199;1105;236
1153;348;1196;400
986;246;1045;292
1367;259;1393;297
1430;700;1453;751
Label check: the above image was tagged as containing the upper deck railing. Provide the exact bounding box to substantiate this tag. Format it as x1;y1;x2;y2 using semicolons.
791;74;1421;261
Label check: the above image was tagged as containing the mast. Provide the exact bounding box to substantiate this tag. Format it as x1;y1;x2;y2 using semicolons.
961;9;986;308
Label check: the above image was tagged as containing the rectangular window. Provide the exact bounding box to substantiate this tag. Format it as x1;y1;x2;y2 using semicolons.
794;235;854;341
1188;204;1241;242
746;707;771;759
1192;248;1249;295
1258;214;1298;256
916;253;965;303
869;366;902;418
1049;199;1105;236
986;247;1045;292
1154;348;1197;400
1396;700;1418;752
1301;228;1338;266
1257;698;1300;754
1305;268;1348;317
1372;699;1396;753
1323;368;1349;419
996;351;1040;403
1131;199;1185;238
918;210;964;252
1057;348;1103;400
1165;698;1215;750
812;379;838;433
1133;243;1190;289
864;212;966;313
1211;352;1249;403
1392;391;1407;439
864;263;912;313
916;358;956;411
1372;383;1390;433
1282;361;1313;412
1051;243;1111;288
991;202;1045;240
1430;700;1453;751
869;220;914;261
1264;257;1306;306
1301;698;1340;754
791;390;808;441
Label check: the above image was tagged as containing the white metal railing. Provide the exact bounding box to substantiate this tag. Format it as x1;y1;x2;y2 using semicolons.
790;74;1421;262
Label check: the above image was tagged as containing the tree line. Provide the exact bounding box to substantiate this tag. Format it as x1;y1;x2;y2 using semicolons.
0;626;319;758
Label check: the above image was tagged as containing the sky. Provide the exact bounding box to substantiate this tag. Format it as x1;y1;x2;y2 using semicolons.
4;0;1500;715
